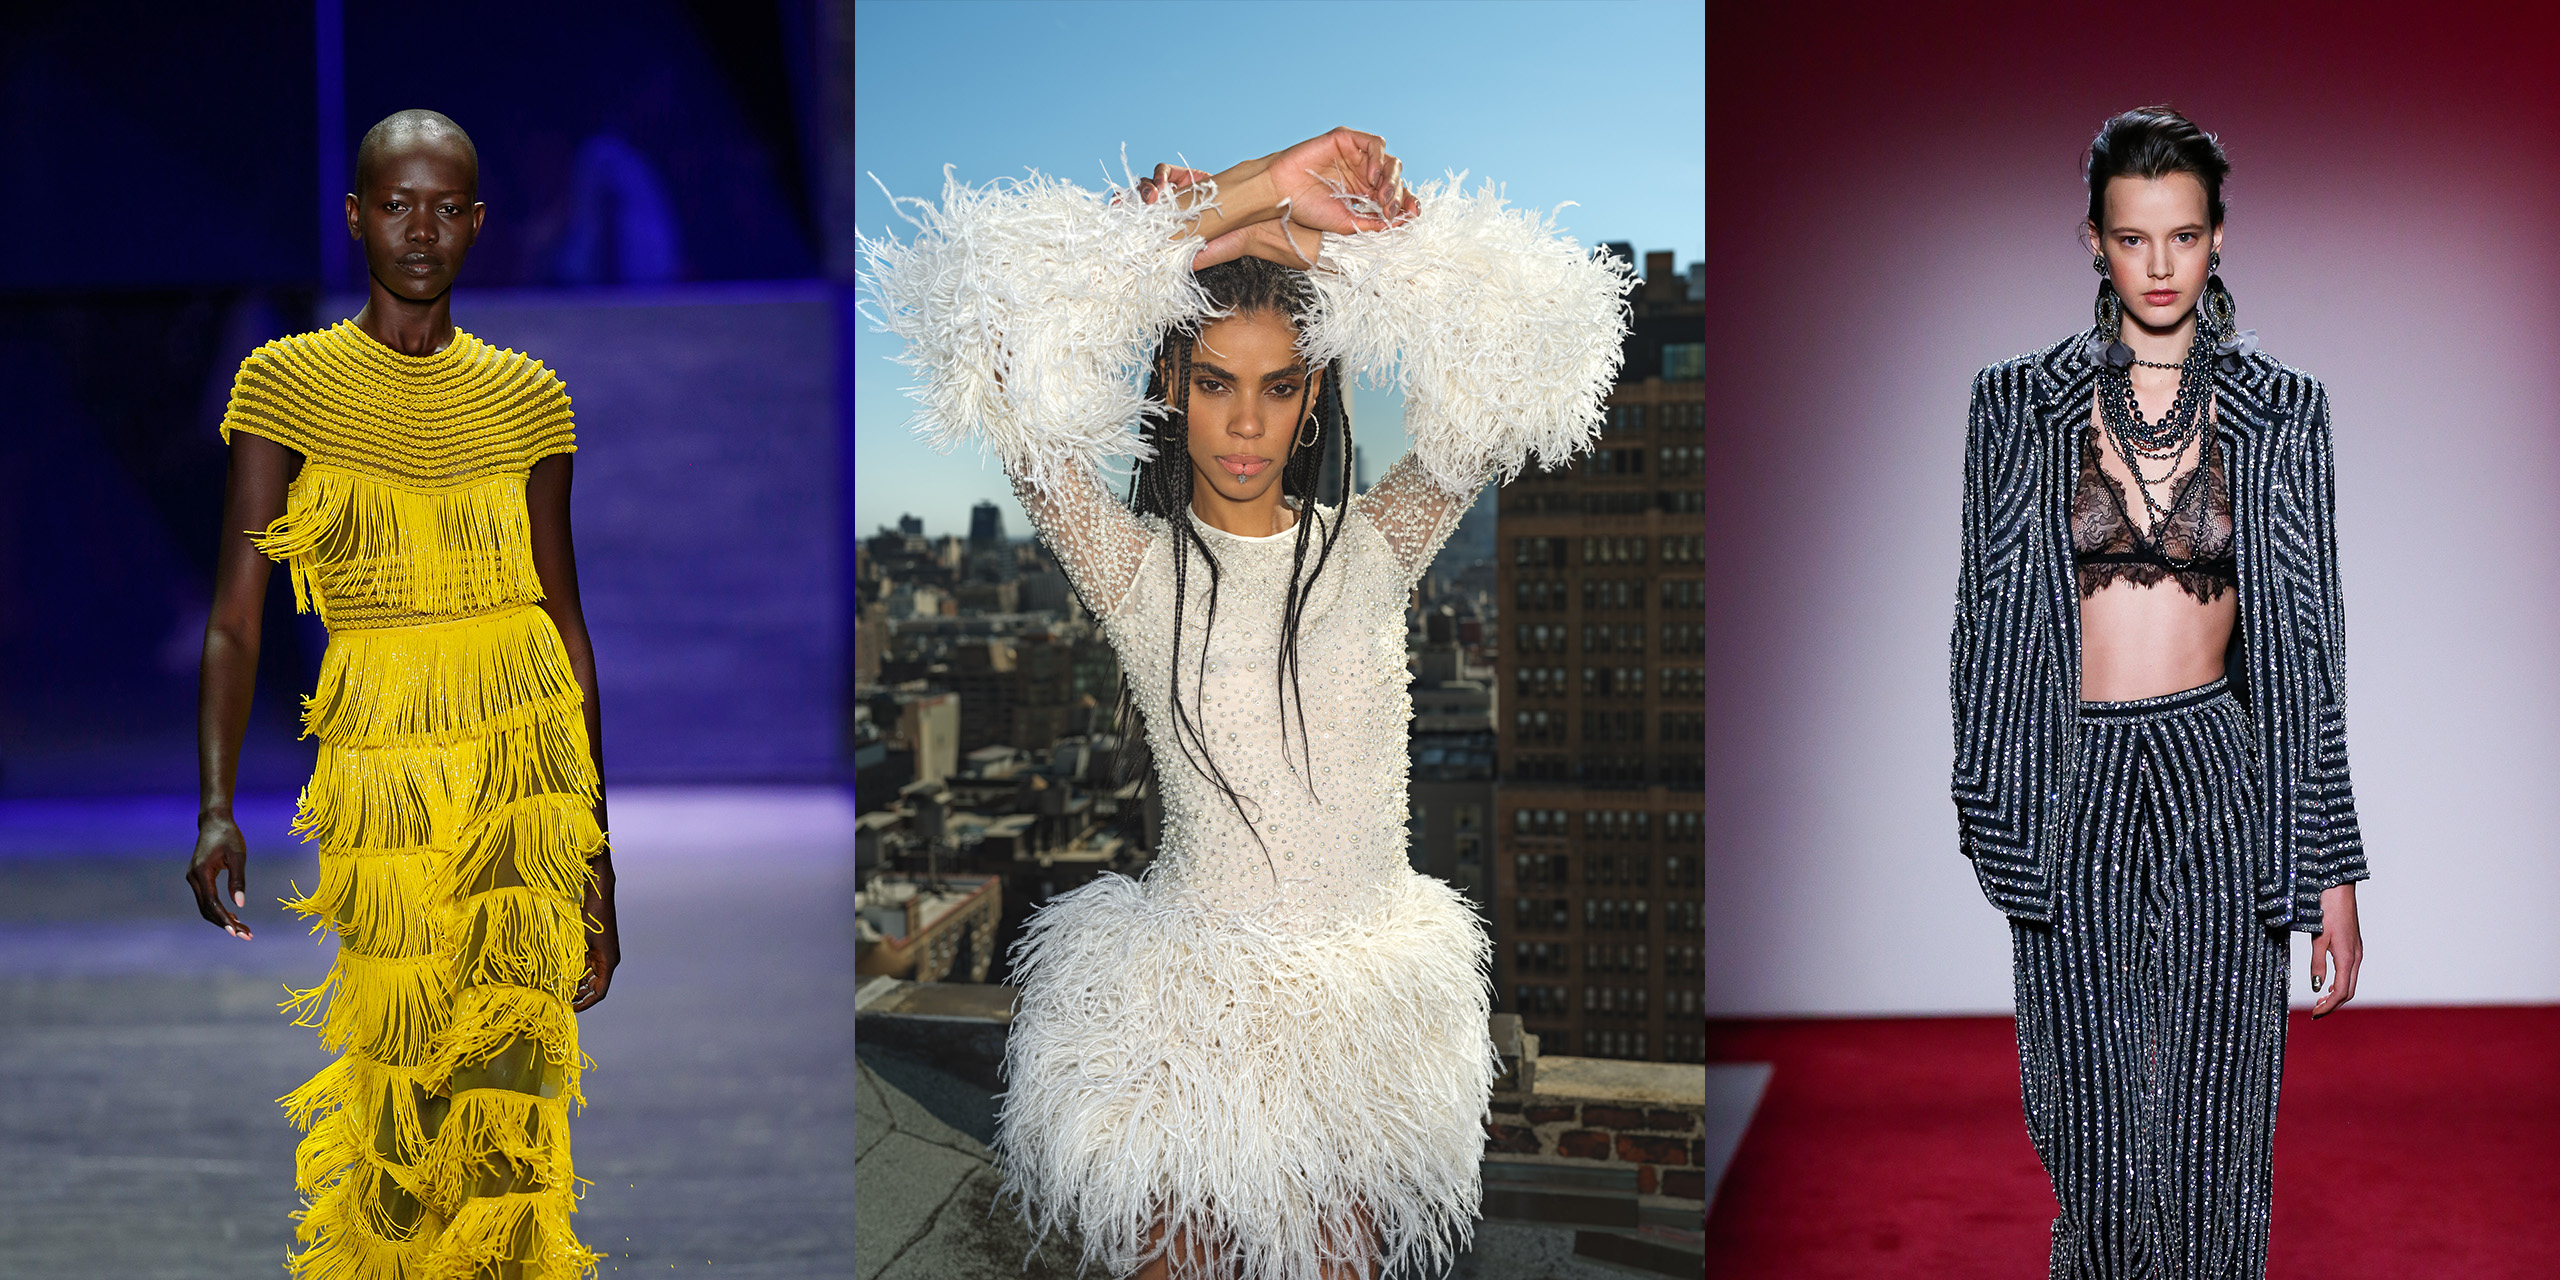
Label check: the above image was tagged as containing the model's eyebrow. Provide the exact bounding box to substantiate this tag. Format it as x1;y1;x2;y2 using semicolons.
1190;361;1307;383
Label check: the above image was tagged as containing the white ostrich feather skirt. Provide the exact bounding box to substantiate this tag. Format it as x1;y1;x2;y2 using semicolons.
990;866;1501;1280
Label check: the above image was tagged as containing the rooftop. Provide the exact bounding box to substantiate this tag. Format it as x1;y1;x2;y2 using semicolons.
855;980;1714;1278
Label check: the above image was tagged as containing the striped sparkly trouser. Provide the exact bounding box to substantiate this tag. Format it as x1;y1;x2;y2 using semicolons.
2011;676;2291;1280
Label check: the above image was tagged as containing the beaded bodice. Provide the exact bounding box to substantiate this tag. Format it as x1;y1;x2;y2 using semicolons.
1014;451;1474;930
1118;505;1414;923
218;320;576;630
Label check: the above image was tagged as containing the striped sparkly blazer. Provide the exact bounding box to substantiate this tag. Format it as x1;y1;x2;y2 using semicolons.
1951;326;2370;934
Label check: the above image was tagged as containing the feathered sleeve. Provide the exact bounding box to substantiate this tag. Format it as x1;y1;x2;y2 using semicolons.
856;165;1216;618
1310;174;1636;582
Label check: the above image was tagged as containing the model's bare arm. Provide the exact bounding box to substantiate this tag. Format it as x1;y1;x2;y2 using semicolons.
1149;128;1417;251
186;432;300;938
527;453;619;1011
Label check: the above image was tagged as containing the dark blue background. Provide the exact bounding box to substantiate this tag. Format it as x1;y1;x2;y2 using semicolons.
0;1;841;795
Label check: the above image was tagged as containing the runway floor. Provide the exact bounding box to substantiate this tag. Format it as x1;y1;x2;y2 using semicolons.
0;788;857;1279
1703;1007;2560;1278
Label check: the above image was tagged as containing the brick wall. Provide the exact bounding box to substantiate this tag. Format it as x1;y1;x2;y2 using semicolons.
1485;1085;1709;1202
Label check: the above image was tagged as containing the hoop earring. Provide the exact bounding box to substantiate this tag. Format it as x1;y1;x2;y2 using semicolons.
1296;416;1320;450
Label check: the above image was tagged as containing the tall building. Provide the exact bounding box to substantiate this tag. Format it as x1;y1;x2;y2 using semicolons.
1492;246;1706;1064
968;500;1006;547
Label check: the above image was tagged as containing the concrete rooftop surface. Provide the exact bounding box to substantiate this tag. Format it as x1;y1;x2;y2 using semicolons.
855;1001;1706;1279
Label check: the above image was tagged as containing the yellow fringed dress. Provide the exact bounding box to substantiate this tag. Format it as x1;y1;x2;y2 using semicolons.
219;319;604;1279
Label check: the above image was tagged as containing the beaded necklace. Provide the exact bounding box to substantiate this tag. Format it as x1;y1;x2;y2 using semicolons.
2095;325;2216;532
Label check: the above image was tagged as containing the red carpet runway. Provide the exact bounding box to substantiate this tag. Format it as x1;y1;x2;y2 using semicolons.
1703;1006;2560;1278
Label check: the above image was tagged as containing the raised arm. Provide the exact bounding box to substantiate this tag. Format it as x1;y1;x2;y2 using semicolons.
186;430;300;939
1353;451;1482;585
856;159;1221;502
856;133;1417;590
1303;175;1636;585
1007;462;1154;621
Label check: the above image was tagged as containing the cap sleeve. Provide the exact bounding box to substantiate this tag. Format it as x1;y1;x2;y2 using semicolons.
216;340;325;457
517;359;576;463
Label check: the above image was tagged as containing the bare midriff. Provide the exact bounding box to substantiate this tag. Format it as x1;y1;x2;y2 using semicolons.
2080;579;2235;700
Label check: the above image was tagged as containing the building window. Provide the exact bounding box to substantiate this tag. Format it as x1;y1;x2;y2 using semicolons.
1513;536;1570;567
1662;343;1704;381
1608;403;1646;432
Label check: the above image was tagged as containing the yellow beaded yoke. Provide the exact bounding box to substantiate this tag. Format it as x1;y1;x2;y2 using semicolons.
221;319;605;1279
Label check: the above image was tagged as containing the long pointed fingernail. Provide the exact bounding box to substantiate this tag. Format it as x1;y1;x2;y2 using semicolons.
234;891;245;907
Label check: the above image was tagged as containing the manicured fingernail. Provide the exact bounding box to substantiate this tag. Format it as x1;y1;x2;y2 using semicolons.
234;891;245;907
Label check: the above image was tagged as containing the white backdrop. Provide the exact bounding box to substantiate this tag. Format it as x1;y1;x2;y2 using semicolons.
1705;28;2560;1015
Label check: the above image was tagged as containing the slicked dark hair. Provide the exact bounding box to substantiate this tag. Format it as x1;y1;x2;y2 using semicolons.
2085;105;2229;228
356;108;480;195
1104;254;1354;886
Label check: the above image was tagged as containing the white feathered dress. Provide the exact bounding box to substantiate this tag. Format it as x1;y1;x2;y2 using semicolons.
858;165;1631;1280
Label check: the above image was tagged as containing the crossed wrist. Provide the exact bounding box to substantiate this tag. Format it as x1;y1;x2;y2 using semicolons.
1184;166;1282;242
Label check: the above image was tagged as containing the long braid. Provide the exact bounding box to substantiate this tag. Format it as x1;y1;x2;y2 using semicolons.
1274;358;1352;797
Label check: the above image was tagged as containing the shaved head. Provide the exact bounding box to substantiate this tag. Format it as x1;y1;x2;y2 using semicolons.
356;109;479;196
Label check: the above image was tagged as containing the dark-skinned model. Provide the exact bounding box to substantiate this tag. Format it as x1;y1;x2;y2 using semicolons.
185;108;619;1279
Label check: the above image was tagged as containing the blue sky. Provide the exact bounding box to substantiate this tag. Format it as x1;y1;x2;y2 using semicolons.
850;0;1704;540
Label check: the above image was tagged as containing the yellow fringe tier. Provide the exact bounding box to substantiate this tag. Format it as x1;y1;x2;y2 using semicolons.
299;603;585;747
280;704;604;1279
255;467;549;624
424;1191;602;1280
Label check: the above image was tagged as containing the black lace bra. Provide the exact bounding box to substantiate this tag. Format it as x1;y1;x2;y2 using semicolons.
2072;421;2237;603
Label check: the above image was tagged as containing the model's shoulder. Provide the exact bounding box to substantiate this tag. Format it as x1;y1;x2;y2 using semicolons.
233;324;343;380
1972;329;2091;395
2219;343;2326;420
460;334;569;395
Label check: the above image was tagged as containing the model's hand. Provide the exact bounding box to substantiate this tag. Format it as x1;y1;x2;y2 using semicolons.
1261;127;1415;234
185;812;252;940
572;850;619;1011
1136;166;1328;271
2308;882;2361;1018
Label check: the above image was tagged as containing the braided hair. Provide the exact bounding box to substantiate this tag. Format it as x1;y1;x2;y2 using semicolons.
1104;255;1355;884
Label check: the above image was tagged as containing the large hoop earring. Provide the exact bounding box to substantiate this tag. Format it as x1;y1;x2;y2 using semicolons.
1296;415;1320;450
